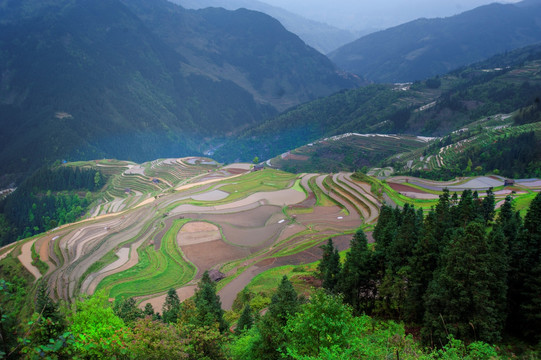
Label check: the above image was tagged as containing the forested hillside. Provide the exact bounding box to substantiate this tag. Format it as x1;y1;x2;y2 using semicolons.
329;0;541;82
0;0;357;183
0;166;104;245
215;45;541;165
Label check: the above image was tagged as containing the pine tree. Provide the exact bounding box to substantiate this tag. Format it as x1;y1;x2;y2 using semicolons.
422;222;503;345
194;271;227;333
114;297;143;324
317;238;341;293
144;303;155;317
162;288;181;324
254;276;300;360
482;188;496;224
513;192;541;340
235;303;254;335
338;229;375;314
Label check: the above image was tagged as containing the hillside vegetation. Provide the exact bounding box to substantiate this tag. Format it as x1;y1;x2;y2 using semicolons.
215;44;541;166
329;0;541;82
0;0;357;182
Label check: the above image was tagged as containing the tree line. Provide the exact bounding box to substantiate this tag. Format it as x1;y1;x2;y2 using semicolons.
0;166;104;245
319;189;541;348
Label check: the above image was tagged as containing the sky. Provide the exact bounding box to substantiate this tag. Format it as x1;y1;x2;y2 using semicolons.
259;0;523;31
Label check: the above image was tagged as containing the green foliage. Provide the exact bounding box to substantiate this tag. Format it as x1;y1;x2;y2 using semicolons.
317;238;341;293
162;288;181;324
422;222;506;345
235;303;254;335
0;166;103;245
284;290;358;358
508;192;541;341
251;276;301;360
193;271;228;333
338;229;376;314
128;317;187;360
114;297;143;324
68;292;130;358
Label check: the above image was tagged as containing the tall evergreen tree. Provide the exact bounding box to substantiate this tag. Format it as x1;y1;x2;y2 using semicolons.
162;288;181;324
338;229;375;314
422;222;503;345
317;238;341;293
482;188;496;224
114;297;143;324
405;210;440;324
253;276;300;360
512;192;541;341
194;271;227;333
235;303;254;335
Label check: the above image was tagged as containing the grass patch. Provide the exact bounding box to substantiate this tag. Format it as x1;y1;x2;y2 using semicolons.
30;242;49;275
308;176;335;207
96;219;196;300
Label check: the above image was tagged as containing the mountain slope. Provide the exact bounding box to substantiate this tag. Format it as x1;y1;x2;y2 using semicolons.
215;44;541;164
0;0;357;181
172;0;359;54
122;0;360;111
329;0;541;82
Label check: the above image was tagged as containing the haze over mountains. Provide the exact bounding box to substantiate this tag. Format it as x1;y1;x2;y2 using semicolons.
1;0;541;184
173;0;361;54
330;0;541;82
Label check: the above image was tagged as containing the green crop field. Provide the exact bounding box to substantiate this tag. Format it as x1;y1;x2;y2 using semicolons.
96;219;196;300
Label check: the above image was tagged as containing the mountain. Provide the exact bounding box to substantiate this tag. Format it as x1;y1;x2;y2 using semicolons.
172;0;360;54
0;0;357;182
214;44;541;164
329;0;541;83
122;0;360;111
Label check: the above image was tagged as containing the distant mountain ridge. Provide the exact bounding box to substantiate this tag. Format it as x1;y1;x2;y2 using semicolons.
0;0;357;181
215;44;541;164
172;0;361;54
329;0;541;82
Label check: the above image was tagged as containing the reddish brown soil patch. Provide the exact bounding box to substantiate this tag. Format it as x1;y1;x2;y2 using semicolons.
290;192;316;208
182;240;249;275
387;182;430;194
220;222;286;249
295;205;361;230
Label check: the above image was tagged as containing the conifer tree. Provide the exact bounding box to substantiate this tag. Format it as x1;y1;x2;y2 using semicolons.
114;297;143;324
162;288;181;324
235;303;254;335
253;276;300;360
144;303;155;317
338;229;375;314
482;187;496;223
194;271;227;333
512;192;541;340
405;211;439;323
423;222;503;345
317;238;341;293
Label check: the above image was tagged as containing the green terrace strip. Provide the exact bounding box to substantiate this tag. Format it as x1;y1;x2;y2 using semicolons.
308;176;335;207
322;176;357;217
96;219;196;300
163;170;299;210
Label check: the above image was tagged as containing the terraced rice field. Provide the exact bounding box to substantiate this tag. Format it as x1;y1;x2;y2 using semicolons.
8;157;537;312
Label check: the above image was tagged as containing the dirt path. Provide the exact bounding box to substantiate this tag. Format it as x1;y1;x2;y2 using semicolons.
18;240;41;281
0;247;14;261
138;285;198;311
